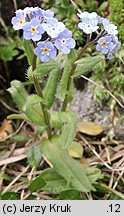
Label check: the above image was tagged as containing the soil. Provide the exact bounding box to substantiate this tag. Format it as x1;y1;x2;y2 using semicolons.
69;82;110;125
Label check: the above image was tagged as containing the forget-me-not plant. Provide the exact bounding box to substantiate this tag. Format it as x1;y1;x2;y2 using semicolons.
9;6;122;193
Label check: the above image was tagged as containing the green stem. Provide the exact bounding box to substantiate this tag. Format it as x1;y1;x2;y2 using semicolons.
32;55;52;139
61;41;91;111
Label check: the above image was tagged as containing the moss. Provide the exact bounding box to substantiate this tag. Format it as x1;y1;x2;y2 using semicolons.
109;0;124;41
85;0;97;12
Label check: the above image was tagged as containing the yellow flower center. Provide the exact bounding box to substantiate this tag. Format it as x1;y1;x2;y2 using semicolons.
101;41;107;47
18;19;24;25
31;26;37;33
42;47;49;53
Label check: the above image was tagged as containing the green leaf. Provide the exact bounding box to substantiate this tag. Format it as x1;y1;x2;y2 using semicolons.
8;80;28;110
7;113;30;121
8;81;46;126
56;50;76;101
69;141;83;158
43;68;60;108
27;145;42;169
24;104;45;126
49;111;62;129
28;176;46;192
23;95;45;110
42;179;67;194
27;62;58;82
23;39;34;65
13;135;28;142
28;168;67;193
42;136;95;192
98;1;108;11
41;168;70;194
2;192;18;200
86;167;102;183
73;56;104;78
94;182;124;200
22;96;46;126
58;190;81;200
0;43;18;62
59;110;77;149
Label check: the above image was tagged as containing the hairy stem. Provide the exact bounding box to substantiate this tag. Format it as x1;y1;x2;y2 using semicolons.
32;55;52;139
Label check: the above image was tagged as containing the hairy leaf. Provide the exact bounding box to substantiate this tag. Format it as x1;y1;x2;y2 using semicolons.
43;68;60;108
27;62;58;82
27;145;42;169
23;39;34;65
23;95;45;110
59;110;77;149
56;50;76;101
8;80;28;110
42;136;95;192
73;56;104;77
8;81;45;126
28;168;68;193
25;106;45;126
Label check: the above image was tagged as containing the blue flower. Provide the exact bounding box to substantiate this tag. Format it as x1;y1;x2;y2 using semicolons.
97;15;104;24
23;7;35;15
102;18;118;36
107;52;113;60
112;36;121;54
78;12;99;34
43;10;54;23
42;18;65;38
11;11;25;30
55;29;76;54
96;36;113;54
32;7;45;18
23;18;45;41
34;41;57;62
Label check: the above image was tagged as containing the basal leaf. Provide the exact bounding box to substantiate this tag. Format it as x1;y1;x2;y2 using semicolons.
27;145;42;169
28;168;68;193
42;136;95;192
86;167;102;183
59;110;77;149
58;190;81;200
77;122;104;136
69;141;83;158
2;192;18;200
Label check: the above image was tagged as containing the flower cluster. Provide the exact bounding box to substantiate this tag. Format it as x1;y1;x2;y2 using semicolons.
11;7;75;62
11;7;121;61
78;11;121;59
